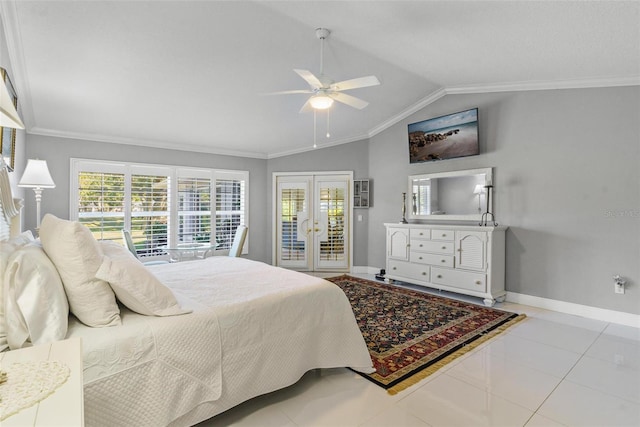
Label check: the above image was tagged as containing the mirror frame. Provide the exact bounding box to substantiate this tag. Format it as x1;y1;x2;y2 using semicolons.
408;167;493;222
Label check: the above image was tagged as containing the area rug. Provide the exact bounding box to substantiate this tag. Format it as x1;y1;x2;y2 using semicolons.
327;275;525;394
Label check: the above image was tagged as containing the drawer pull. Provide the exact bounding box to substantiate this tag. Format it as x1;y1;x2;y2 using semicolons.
437;274;442;279
422;272;427;275
475;280;482;285
441;259;446;263
441;246;446;250
441;234;447;237
419;232;424;236
419;256;423;260
392;267;397;270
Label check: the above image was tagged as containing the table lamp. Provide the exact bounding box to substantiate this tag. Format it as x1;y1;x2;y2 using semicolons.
18;159;55;229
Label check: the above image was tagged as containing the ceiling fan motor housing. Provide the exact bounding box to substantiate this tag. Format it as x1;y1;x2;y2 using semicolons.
316;28;330;40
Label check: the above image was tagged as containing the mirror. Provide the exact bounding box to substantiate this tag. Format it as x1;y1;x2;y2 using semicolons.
408;167;492;221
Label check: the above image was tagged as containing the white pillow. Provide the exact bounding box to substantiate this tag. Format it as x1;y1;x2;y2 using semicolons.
39;214;120;327
4;244;69;349
0;231;35;352
97;241;191;316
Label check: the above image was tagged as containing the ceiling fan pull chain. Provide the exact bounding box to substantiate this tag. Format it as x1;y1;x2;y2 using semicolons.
326;109;331;138
313;109;317;148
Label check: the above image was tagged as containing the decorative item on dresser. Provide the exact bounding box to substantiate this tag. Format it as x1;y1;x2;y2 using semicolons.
384;223;507;306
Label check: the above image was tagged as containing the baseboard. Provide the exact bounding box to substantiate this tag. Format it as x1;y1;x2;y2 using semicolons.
506;292;640;328
351;266;380;275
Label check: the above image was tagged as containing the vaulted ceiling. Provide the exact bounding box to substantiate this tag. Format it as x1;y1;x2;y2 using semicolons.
2;1;638;158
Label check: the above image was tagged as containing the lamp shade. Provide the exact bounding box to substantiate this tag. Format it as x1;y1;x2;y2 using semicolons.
0;72;25;129
18;159;56;188
473;184;485;194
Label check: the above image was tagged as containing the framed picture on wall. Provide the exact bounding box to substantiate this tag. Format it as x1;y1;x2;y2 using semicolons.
408;108;479;164
0;68;18;171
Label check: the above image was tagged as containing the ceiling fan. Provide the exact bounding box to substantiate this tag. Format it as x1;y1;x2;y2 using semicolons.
268;28;380;112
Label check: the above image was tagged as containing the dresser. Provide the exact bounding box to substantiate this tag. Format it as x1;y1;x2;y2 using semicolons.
384;223;507;306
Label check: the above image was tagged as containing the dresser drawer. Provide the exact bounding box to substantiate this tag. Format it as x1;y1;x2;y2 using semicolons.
411;251;454;268
431;229;454;241
388;259;430;281
410;239;454;254
410;228;430;240
431;267;486;293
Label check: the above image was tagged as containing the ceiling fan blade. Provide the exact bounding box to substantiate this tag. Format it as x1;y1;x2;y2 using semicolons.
330;75;380;91
299;98;314;113
262;89;313;96
329;92;369;110
294;69;323;89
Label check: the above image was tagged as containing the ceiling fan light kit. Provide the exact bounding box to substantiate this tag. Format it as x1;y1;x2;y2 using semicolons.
309;94;334;109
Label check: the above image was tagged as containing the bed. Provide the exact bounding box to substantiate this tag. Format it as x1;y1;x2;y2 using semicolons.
0;166;373;426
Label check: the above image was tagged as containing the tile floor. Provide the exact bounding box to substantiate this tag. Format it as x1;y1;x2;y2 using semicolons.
198;274;640;427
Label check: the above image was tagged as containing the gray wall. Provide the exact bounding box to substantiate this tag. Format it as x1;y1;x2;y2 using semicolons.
267;139;369;267
368;86;640;315
25;135;270;263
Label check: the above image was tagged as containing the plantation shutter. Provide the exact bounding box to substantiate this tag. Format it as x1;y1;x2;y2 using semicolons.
214;171;247;252
130;166;170;257
177;169;212;243
77;167;126;242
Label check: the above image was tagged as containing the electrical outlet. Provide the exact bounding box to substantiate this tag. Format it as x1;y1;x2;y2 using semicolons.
613;275;626;294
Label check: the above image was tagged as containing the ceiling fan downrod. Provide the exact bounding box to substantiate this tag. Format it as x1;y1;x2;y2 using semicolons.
316;28;330;77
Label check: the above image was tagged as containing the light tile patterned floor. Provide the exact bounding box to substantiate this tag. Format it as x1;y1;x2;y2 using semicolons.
198;274;640;427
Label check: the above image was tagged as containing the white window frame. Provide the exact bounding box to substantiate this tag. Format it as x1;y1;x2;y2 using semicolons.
70;158;249;257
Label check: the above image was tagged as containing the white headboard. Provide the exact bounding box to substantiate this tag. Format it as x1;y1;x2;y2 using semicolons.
0;157;23;240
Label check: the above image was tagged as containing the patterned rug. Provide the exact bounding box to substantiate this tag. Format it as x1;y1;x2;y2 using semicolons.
327;275;525;394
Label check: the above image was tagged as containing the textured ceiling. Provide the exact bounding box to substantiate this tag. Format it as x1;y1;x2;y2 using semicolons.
2;0;639;158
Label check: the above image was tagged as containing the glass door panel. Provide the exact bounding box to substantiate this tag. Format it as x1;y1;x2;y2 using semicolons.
314;177;349;270
276;177;312;269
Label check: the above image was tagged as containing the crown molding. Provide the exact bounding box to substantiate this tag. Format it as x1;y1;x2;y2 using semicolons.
367;88;447;139
28;127;268;159
446;75;640;95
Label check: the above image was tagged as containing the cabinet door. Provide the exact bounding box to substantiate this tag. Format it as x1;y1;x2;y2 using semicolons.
455;230;487;271
388;227;409;261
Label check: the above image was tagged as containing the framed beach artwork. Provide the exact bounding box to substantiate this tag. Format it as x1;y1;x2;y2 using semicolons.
408;108;479;163
0;68;18;171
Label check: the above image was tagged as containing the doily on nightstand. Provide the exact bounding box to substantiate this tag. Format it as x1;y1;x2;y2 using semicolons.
0;361;70;421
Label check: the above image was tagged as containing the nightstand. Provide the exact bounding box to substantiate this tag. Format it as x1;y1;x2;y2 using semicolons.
1;337;84;426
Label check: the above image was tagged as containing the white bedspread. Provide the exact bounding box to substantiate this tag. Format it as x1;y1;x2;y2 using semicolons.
69;258;373;427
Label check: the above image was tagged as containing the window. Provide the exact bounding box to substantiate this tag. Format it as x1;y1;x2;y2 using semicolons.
71;159;248;259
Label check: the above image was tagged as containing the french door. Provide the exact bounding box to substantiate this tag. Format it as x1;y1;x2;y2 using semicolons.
274;173;351;272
